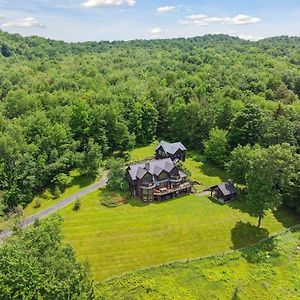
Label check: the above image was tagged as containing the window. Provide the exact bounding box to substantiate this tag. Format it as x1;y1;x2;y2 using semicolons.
158;171;168;181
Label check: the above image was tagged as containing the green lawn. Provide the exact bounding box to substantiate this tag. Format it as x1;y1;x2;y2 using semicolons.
96;228;300;299
128;143;156;162
60;190;300;282
183;152;229;191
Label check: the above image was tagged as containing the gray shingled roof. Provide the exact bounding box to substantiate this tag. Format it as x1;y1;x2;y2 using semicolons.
155;141;187;155
128;158;183;181
218;181;237;196
136;167;147;179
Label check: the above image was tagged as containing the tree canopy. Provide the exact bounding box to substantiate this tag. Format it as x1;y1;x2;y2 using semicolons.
0;215;94;299
0;30;300;212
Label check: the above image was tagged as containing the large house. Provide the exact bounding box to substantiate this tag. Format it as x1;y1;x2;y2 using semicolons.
126;158;192;202
155;141;186;162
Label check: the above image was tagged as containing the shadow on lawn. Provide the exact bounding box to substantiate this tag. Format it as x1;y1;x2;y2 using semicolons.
229;197;300;229
126;198;150;207
231;221;269;250
200;162;229;182
232;222;280;264
70;174;95;189
273;204;300;228
228;196;256;216
207;196;224;206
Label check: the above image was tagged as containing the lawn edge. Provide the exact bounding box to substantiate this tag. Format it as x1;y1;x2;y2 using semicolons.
95;223;300;285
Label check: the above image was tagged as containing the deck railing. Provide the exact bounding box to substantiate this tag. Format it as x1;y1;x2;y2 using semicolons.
153;182;192;196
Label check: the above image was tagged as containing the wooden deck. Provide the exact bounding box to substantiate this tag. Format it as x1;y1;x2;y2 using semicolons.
153;182;193;196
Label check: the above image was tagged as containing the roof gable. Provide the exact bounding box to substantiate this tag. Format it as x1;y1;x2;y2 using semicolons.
218;181;237;196
127;158;183;181
155;141;187;155
136;167;148;179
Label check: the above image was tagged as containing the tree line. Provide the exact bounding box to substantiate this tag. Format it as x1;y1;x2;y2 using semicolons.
0;30;300;215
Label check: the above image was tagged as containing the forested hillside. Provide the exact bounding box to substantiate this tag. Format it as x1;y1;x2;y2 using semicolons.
0;30;300;213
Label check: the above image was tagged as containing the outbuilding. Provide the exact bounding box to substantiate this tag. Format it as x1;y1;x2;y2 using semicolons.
208;180;237;203
155;141;186;162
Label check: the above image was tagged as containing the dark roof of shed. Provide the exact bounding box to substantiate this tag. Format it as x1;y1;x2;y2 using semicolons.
155;141;187;154
218;181;237;196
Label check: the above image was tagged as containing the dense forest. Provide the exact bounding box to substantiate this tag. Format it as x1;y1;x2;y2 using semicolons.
0;30;300;216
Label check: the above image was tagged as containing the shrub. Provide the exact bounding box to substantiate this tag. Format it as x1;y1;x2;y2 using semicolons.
34;199;41;209
100;193;126;208
15;205;23;217
176;161;191;177
52;173;72;193
52;186;61;199
73;198;81;211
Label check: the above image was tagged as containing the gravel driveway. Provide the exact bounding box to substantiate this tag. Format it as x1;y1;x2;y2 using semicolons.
0;174;107;240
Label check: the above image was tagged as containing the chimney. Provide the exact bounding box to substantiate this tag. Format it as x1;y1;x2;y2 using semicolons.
145;162;150;172
228;179;234;185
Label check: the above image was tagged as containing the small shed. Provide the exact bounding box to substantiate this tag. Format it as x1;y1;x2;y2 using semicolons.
208;180;237;203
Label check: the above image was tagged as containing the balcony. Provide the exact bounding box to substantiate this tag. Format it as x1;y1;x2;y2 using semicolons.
169;176;182;183
140;182;155;189
153;182;193;196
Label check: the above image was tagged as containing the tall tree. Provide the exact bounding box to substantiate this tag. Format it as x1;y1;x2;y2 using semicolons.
204;128;230;168
227;144;254;185
80;138;102;178
228;103;265;148
106;159;127;192
246;144;295;227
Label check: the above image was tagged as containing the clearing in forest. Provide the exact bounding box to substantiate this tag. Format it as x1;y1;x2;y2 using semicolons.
58;145;300;281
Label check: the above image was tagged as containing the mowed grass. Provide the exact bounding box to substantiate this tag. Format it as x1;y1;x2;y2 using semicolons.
96;228;300;299
60;190;300;282
128;143;156;162
183;152;229;190
59;145;300;281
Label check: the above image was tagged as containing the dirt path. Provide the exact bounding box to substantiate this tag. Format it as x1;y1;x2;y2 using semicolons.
0;173;107;240
195;191;210;197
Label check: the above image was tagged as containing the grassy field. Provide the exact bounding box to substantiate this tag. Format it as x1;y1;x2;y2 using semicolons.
128;143;156;162
56;145;300;282
2;144;299;291
183;152;229;191
96;227;300;299
60;189;300;282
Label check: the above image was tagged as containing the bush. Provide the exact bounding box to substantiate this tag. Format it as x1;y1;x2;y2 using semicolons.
52;173;72;193
176;161;191;177
52;186;61;199
100;193;126;208
34;199;41;209
15;205;23;217
73;198;81;211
